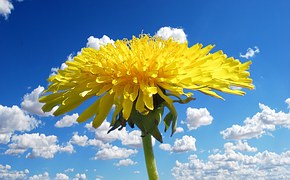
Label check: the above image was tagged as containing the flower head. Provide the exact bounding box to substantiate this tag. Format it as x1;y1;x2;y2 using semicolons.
39;34;253;142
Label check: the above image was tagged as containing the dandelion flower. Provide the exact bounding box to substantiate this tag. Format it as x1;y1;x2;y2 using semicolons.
39;32;254;180
39;34;253;140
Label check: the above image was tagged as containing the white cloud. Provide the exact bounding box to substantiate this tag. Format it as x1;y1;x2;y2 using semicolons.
221;100;290;140
184;107;213;130
159;143;172;151
85;121;124;143
120;130;143;148
114;158;137;167
55;113;79;128
133;171;140;174
240;46;260;59
159;135;196;153
0;0;13;19
86;35;114;50
86;139;111;148
73;173;87;180
69;133;88;147
0;133;12;144
230;85;242;90
55;173;69;180
29;172;49;180
69;132;111;149
21;86;57;117
64;168;74;173
85;121;143;148
175;127;184;134
172;135;196;152
93;146;137;160
95;175;104;180
0;104;40;144
5;133;73;158
0;164;29;179
155;27;187;43
224;141;257;153
286;98;290;109
172;142;290;179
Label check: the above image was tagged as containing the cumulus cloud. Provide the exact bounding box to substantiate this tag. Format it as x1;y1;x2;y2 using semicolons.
172;141;290;179
286;98;290;109
69;129;139;160
29;172;49;180
159;143;172;151
120;130;143;148
55;113;79;128
95;175;104;180
85;121;143;148
0;105;40;144
93;146;138;160
0;164;29;179
240;46;260;59
21;86;57;117
0;0;13;19
86;35;114;50
114;158;137;167
73;173;87;180
175;127;184;134
172;135;197;152
69;132;110;149
224;141;257;153
159;135;196;153
64;168;74;173
184;107;213;130
5;133;73;158
69;133;88;147
155;27;187;43
221;99;290;140
85;121;124;142
55;173;69;180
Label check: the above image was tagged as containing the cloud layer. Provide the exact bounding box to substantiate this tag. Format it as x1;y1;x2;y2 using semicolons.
0;105;39;144
221;99;290;140
5;133;73;158
172;141;290;179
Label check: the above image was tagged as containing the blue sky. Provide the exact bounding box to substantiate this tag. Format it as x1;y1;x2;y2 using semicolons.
1;0;290;179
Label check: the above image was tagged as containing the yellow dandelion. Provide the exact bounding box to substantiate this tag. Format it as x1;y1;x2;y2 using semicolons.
39;33;254;180
39;35;253;138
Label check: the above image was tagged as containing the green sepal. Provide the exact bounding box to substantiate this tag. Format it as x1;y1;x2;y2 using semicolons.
163;112;173;132
171;115;177;137
173;97;196;104
163;101;178;137
108;112;126;134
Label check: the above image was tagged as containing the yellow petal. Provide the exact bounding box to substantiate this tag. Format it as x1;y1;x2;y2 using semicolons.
92;93;114;128
122;98;133;120
143;93;153;110
54;93;91;116
135;90;148;115
77;98;101;123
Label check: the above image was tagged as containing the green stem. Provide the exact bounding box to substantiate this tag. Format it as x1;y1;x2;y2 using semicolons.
142;134;159;180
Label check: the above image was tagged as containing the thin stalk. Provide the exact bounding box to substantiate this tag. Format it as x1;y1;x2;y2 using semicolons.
142;134;159;180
